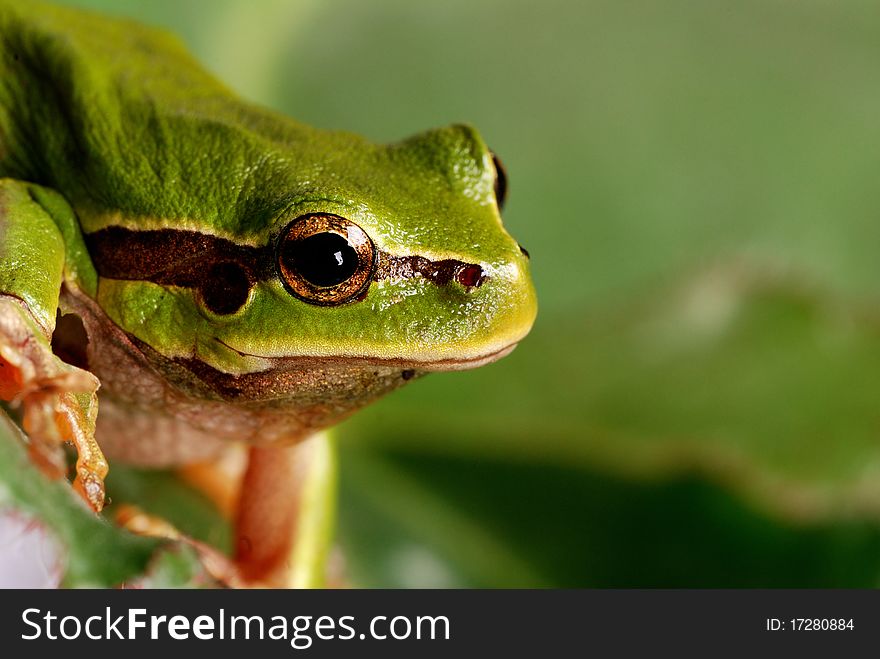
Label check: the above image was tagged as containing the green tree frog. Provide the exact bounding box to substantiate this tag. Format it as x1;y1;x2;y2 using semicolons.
0;1;536;585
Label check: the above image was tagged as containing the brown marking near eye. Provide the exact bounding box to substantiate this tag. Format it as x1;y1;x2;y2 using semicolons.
375;252;485;288
455;264;485;287
85;227;274;288
85;227;487;295
199;262;253;315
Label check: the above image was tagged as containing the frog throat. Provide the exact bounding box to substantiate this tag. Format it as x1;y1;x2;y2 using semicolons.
85;226;487;301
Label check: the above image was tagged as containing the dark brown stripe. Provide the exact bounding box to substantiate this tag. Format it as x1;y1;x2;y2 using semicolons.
374;252;484;287
85;227;484;290
85;227;274;287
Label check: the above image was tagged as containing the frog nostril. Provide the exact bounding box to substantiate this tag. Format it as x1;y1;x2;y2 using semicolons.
518;244;530;259
455;264;485;288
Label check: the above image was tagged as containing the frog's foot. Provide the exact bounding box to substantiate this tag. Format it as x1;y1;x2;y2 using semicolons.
0;296;107;511
115;504;249;588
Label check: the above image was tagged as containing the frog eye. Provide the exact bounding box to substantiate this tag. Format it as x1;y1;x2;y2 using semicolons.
276;213;376;306
491;152;508;211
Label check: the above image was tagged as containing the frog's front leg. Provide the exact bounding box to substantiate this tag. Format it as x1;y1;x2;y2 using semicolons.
0;296;106;509
233;435;336;587
0;179;107;510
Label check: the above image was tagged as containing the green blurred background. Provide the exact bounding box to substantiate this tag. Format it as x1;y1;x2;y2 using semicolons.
55;0;880;586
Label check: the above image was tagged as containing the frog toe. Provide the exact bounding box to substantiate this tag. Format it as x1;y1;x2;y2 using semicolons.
0;296;107;511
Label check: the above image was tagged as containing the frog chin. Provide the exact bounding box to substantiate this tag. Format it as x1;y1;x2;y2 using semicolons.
59;283;522;466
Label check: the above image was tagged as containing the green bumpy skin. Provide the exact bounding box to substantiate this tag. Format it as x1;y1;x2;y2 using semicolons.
0;0;536;375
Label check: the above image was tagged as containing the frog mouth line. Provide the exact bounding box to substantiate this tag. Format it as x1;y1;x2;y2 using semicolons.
126;331;517;405
213;337;517;371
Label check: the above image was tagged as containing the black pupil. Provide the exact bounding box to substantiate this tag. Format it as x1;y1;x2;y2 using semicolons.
284;232;359;287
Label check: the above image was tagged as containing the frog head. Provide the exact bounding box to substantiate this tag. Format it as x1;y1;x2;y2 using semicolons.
84;122;536;387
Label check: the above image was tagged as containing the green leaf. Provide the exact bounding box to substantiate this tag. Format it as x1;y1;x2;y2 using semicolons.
0;411;214;587
338;447;880;588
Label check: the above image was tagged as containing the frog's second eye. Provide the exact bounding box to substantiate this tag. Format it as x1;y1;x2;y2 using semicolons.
491;152;508;211
276;214;376;306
